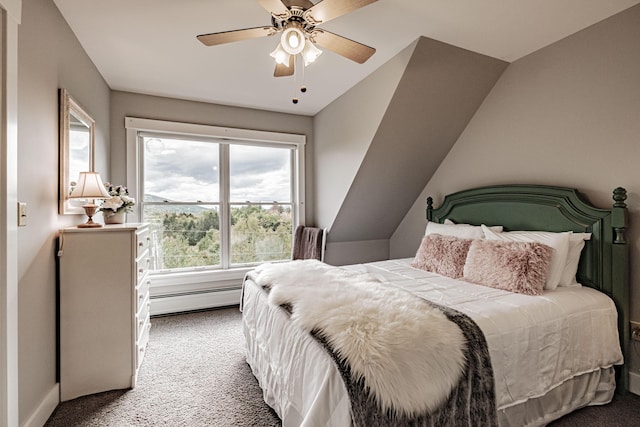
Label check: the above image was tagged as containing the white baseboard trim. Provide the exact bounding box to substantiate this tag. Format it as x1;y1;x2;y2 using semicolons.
629;371;640;396
150;288;242;316
22;383;59;427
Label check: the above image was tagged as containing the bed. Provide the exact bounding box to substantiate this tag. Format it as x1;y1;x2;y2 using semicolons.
241;184;629;426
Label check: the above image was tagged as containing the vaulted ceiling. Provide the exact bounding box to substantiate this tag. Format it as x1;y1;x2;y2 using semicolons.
53;0;640;116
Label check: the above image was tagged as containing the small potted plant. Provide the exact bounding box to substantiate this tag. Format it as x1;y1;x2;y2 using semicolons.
99;183;136;224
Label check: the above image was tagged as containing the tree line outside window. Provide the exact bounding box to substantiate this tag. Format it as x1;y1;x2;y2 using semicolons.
140;135;295;272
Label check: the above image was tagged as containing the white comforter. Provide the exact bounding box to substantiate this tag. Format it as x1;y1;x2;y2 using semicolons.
242;258;623;426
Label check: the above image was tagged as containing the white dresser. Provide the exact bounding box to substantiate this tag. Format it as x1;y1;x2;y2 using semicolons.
58;223;151;401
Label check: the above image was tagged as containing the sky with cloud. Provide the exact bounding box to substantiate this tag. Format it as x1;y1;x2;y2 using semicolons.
143;137;291;204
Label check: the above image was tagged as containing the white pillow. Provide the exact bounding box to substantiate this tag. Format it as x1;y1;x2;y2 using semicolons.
425;221;497;239
425;220;503;240
444;219;504;233
559;232;592;287
481;225;571;291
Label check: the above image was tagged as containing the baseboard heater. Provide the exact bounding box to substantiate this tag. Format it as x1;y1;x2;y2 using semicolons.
150;287;242;316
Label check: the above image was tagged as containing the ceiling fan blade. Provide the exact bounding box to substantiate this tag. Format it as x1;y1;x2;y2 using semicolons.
197;26;276;46
306;0;377;24
282;0;315;9
257;0;290;16
313;30;376;64
274;55;295;77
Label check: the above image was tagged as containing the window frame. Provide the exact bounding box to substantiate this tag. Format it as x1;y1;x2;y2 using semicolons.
125;117;306;290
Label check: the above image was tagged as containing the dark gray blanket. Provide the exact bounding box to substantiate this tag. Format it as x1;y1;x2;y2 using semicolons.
313;299;497;426
291;225;324;260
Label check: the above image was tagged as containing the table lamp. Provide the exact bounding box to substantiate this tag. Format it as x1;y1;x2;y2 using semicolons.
68;171;112;228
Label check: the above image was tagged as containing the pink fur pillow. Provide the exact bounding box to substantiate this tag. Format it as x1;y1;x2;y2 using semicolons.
463;240;553;296
411;234;473;279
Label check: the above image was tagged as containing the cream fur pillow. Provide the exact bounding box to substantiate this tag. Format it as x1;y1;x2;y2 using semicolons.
411;234;473;279
463;239;553;296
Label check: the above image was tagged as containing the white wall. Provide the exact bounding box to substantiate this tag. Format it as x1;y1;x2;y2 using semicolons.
392;4;640;378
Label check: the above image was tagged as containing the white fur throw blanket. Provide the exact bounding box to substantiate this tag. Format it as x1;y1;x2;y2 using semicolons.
251;260;467;417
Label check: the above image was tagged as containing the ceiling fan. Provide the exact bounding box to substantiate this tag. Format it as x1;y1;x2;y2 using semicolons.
196;0;377;78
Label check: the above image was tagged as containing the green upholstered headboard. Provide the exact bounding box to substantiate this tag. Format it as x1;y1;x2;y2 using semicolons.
426;184;629;392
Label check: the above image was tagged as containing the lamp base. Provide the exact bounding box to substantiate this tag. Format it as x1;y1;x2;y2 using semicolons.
77;221;103;228
79;203;103;228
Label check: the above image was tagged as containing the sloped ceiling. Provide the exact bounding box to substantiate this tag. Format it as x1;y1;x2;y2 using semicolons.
326;37;508;243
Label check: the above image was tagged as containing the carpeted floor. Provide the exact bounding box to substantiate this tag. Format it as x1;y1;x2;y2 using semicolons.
45;307;640;426
45;307;280;427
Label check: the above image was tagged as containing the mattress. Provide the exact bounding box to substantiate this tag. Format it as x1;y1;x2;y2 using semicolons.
242;258;623;426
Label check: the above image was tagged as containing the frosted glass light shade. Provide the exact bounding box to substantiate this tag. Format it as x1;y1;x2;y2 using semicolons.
302;40;322;66
270;44;291;66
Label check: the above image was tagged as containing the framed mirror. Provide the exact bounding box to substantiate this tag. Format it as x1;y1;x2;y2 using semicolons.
59;88;95;214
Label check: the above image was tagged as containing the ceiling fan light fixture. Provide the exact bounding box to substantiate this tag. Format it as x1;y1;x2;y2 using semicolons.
280;25;305;55
270;43;291;66
302;40;322;66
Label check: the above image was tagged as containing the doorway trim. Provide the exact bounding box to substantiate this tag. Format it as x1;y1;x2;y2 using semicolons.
0;1;21;426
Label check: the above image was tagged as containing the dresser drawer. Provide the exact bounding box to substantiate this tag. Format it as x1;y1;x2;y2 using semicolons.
136;228;151;258
136;320;151;370
136;253;150;284
135;277;151;313
136;296;150;340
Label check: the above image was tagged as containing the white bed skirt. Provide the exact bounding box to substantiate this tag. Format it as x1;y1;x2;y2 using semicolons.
241;264;618;426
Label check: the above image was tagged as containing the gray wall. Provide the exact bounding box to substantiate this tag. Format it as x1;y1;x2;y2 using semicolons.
109;91;314;223
17;0;111;422
329;37;507;242
313;41;415;234
313;41;414;264
392;4;640;376
315;37;506;265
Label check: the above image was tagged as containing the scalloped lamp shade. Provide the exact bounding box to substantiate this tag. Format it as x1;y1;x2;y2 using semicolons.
69;172;111;228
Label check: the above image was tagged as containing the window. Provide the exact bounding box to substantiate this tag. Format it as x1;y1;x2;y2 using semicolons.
125;118;305;282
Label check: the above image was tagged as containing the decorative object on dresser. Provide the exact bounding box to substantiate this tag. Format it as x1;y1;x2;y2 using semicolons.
99;183;136;224
67;172;112;228
58;223;151;401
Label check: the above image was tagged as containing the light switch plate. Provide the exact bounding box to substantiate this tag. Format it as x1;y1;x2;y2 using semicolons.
18;202;27;227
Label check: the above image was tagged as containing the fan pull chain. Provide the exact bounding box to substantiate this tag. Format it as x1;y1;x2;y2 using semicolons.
291;54;309;104
291;55;299;104
292;57;299;104
300;57;307;94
